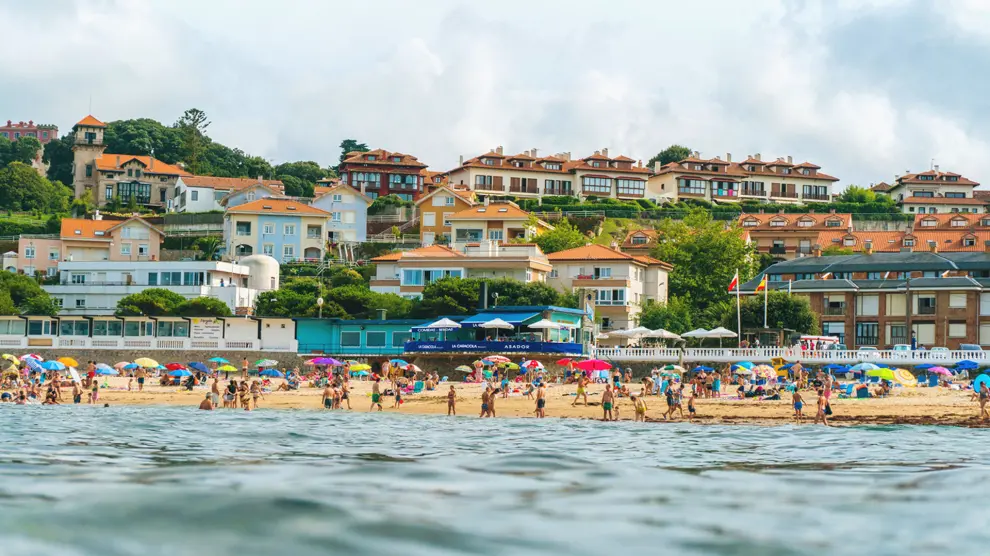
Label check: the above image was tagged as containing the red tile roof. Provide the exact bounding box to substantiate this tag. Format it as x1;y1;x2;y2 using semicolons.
896;170;979;187
900;196;986;205
656;157;839;182
912;213;989;229
816;230;907;252
371;244;465;262
547;243;672;268
448;202;531;220
341;149;427;168
620;229;659;249
181;176;283;192
738;213;852;230
96;154;190;176
75;115;105;128
225;198;330;215
60;218;116;239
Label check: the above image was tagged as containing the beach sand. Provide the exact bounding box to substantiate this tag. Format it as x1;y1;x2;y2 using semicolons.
75;377;990;427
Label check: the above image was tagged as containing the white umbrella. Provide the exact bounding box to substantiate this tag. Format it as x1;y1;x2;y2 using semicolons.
654;329;683;340
480;318;514;340
704;326;738;347
681;328;710;338
425;318;461;329
527;319;562;330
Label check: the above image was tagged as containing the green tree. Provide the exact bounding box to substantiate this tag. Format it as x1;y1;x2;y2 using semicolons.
0;290;17;316
275;161;324;183
415;277;479;316
646;144;692;170
489;278;561;306
637;297;692;333
255;289;320;317
822;246;854;256
43;134;75;185
194;235;222;260
103;118;184;162
174;297;232;317
727;290;819;334
336;139;369;171
532;218;587;254
175;108;211;173
324;285;413;319
651;210;756;314
328;268;366;288
21;294;60;317
368;194;414;216
115;289;186;316
279;174;307;197
71;188;96;217
836;185;875;204
0;136;41;167
0;162;70;212
0;271;59;316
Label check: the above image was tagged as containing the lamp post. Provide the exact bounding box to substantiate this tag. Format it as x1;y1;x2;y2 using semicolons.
317;296;324;318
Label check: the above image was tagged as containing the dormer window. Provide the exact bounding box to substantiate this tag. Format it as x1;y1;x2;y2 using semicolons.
843;237;855;246
825;219;842;228
919;175;934;180
482;158;494;166
781;168;791;174
592;161;602;168
367;155;377;161
802;169;810;175
982;218;990;227
769;219;787;227
951;218;967;227
694;165;703;171
631;235;648;245
392;156;401;163
544;163;561;171
742;219;759;227
920;218;937;227
747;165;756;171
904;238;915;247
946;176;959;182
797;219;813;228
964;237;976;247
94;231;105;236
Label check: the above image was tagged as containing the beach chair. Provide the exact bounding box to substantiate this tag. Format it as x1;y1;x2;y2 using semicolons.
928;375;939;388
441;376;448;383
856;387;871;399
413;381;424;394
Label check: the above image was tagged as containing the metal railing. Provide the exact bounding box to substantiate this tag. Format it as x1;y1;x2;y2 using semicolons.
823;306;846;316
590;347;990;365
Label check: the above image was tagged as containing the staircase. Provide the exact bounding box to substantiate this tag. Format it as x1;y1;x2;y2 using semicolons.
370;215;419;241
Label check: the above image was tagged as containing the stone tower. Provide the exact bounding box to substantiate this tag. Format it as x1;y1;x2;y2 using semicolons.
71;115;106;199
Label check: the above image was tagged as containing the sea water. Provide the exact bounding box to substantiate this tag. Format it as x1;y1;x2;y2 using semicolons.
1;405;988;555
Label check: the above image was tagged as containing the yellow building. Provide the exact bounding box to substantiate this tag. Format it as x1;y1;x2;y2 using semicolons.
415;184;476;245
446;201;553;250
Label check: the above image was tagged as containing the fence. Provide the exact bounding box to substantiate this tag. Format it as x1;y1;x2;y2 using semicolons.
591;347;988;365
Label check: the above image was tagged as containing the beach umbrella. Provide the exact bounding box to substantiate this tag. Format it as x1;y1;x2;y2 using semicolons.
40;360;66;371
662;364;686;374
406;364;423;374
914;363;935;370
733;361;755;369
188;362;209;373
209;357;229;364
733;368;754;376
2;354;19;366
928;366;952;376
522;360;544;370
502;363;519;371
259;369;284;378
850;362;879;372
527;319;562;330
168;369;193;377
779;362;795;369
307;357;341;366
254;359;278;368
866;368;895;381
134;357;159;368
480;318;514;340
124;363;139;370
349;364;371;371
355;370;370;376
24;358;42;371
425;317;461;329
165;363;186;371
681;328;709;339
21;353;43;361
752;364;775;378
892;369;917;386
57;357;79;367
651;329;683;340
390;359;410;367
114;361;131;370
692;365;714;372
556;358;574;366
955;360;980;370
576;359;611;371
823;364;849;372
705;326;738;347
68;368;81;383
484;355;511;364
455;365;473;372
94;364;118;376
974;374;990;393
217;365;237;372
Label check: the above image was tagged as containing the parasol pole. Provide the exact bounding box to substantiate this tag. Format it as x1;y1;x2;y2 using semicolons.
735;268;742;345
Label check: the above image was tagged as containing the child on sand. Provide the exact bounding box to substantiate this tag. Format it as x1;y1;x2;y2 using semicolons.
89;380;99;404
816;388;829;426
632;394;647;422
792;390;805;421
602;384;615;421
393;387;402;409
573;375;589;406
371;378;383;412
127;378;133;392
322;383;333;410
524;383;535;400
687;390;696;419
447;385;456;416
535;383;546;418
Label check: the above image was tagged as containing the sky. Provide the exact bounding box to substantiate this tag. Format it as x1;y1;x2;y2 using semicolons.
3;0;989;189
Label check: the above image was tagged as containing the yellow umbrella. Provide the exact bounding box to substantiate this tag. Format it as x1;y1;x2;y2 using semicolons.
217;364;237;372
2;354;19;366
892;368;917;387
58;356;79;367
349;364;371;371
134;357;159;368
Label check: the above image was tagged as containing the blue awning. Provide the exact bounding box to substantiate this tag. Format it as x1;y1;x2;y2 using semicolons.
460;312;541;328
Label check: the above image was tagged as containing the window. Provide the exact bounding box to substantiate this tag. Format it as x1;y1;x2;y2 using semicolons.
138;244;148;256
544;163;561;170
595;289;626;305
945;192;965;198
331;212;342;223
341;331;361;347
631;234;648;245
190;191;199;202
915;294;936;315
366;331;386;347
582;177;611;194
914;191;935;198
85;164;93;177
117;181;151;204
70;273;87;284
121;244;131;256
423;213;436;227
488;229;504;241
856;295;879;316
742;219;759;227
392;331;411;346
159;272;182;286
105;184;113;200
148;272;158;286
74;299;86;309
262;223;274;234
307;225;321;239
24;246;35;259
332;194;342;203
263;244;274;256
183;272;204;286
482;158;495;166
443;212;453;227
283;245;295;259
455;229;484;242
843;237;855;246
770;219;787;227
60;320;90;336
284;224;296;236
903;238;915;247
949;322;967;338
964;237;976;247
236;222;252;236
353;172;380;190
950;293;967;308
594;267;612;279
91;320;121;336
392;156;401;163
616;179;645;196
677;179;706;195
367;155;377;161
825;219;842;228
797;219;813;228
855;322;879;345
402;269;424;286
475;175;493;186
951;218;967;227
247;193;256;201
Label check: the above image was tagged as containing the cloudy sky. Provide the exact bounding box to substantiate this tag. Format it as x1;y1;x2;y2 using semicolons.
3;0;988;188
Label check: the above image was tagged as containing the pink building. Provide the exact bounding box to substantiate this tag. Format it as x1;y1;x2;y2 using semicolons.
0;120;58;144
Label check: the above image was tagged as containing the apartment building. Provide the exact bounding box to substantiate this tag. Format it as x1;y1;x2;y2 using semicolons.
0;119;58;143
878;168;986;214
223;198;329;262
338;149;427;201
446;147;657;202
545;244;672;335
415;184;476;245
446;201;552;250
745;251;990;349
309;183;372;243
14;216;164;277
738;211;852;260
370;242;552;299
71;115;191;209
175;176;284;212
818;213;990;254
650;152;838;204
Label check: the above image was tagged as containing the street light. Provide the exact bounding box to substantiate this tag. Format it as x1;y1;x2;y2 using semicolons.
317;296;324;318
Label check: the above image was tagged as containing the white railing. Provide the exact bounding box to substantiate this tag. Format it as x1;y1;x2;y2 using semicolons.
0;337;285;352
591;347;990;365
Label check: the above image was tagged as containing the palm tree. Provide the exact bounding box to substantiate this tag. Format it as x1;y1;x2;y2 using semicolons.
195;235;222;261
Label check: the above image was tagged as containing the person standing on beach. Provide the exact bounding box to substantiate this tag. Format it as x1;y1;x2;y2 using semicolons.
687;389;696;419
211;377;221;408
792;390;805;421
632;394;647;421
447;385;456;416
573;374;589;406
488;388;498;417
979;383;990;421
340;380;351;410
535;382;547;418
322;382;333;410
89;379;99;405
602;384;615;421
480;387;491;418
135;367;146;392
72;380;82;404
371;378;383;411
240;358;248;380
816;389;830;426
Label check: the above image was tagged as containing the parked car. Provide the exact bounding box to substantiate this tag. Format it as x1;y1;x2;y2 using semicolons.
959;344;984;351
892;344;911;351
826;343;847;351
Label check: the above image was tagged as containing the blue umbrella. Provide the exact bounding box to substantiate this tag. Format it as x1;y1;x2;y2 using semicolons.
692;365;714;372
95;364;118;376
823;364;849;371
733;361;754;369
208;357;229;364
188;362;209;373
390;359;409;367
974;374;990;393
24;358;42;371
914;363;935;370
850;363;879;372
124;363;139;370
168;369;193;377
40;360;66;371
955;360;980;370
259;369;284;378
779;362;795;369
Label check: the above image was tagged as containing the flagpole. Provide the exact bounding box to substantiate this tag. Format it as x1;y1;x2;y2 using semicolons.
735;268;742;343
763;277;769;328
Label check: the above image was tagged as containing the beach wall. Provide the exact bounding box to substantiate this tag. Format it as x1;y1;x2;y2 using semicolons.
27;350;310;369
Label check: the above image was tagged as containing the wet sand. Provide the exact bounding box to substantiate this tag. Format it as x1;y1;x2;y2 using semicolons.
73;378;990;427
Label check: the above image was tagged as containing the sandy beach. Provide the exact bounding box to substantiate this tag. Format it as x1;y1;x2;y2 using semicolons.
68;377;990;427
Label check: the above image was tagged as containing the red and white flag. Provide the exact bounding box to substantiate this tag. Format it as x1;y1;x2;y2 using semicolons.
728;272;739;292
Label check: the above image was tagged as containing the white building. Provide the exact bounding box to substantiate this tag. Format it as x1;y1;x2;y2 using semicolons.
175;176;285;213
43;255;280;315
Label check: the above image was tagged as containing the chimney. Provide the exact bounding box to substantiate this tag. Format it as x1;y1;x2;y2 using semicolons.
602;148;609;158
496;146;503;155
531;148;539;158
594;150;600;156
934;164;940;173
115;155;121;168
812;244;822;257
778;209;785;215
654;161;662;173
928;240;938;253
149;157;155;170
459;155;464;166
484;196;490;206
92;209;102;221
566;152;571;161
787;155;793;164
256;174;263;183
726;153;732;162
693;151;700;158
377;309;388;320
864;240;873;255
755;153;761;161
758;209;764;214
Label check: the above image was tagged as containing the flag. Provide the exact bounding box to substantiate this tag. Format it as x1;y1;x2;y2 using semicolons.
728;272;739;292
755;274;767;292
941;270;951;278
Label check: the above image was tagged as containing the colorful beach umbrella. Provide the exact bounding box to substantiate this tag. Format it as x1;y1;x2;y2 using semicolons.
892;368;917;386
389;359;410;367
483;355;511;364
522;360;544;370
733;361;755;369
24;358;42;371
575;359;611;371
165;363;186;371
2;354;19;366
955;360;980;370
556;358;574;366
188;362;209;373
40;360;66;371
57;357;79;367
928;366;952;376
307;357;341;366
209;357;229;364
693;365;714;372
866;368;895;381
94;364;118;376
254;359;278;368
134;357;159;368
348;364;371;371
974;374;990;393
168;369;193;377
114;361;131;369
259;369;284;378
217;365;237;372
914;363;935;370
823;364;849;372
21;353;43;361
850;363;880;372
663;364;686;374
124;363;139;370
455;365;473;372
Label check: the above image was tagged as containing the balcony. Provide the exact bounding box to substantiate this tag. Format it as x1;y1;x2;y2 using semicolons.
544;187;573;196
475;183;504;192
509;185;539;194
594;300;629;306
855;336;879;346
741;188;766;196
678;188;706;197
713;190;738;198
769;245;787;255
617;190;645;198
889;336;908;345
573;275;631;287
917;305;936;315
774;191;799;199
803;193;830;201
824;305;846;316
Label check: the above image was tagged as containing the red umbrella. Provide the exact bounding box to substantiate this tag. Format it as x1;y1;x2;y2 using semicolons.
556;358;574;366
575;359;611;371
165;363;187;371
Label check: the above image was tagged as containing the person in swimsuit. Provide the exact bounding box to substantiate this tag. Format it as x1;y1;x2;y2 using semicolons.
523;382;535;400
393;386;402;409
573;375;589;406
793;390;805;421
225;381;237;409
447;385;456;416
687;390;696;419
72;381;82;404
480;387;491;418
632;394;647;422
199;392;214;410
371;378;383;411
488;388;498;417
250;380;262;409
210;378;221;408
602;384;615;421
322;383;333;410
979;383;989;421
89;380;99;404
816;388;829;426
664;385;675;420
535;383;547;418
339;381;351;410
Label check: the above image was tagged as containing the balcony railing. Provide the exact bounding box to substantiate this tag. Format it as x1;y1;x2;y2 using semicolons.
803;193;830;201
544;187;573;196
917;306;936;315
678;188;706;196
713;190;738;197
824;306;846;316
475;183;504;192
890;336;908;345
741;188;766;196
797;246;812;254
769;245;787;255
575;274;630;281
509;185;539;194
855;336;879;346
775;191;799;198
595;300;629;306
